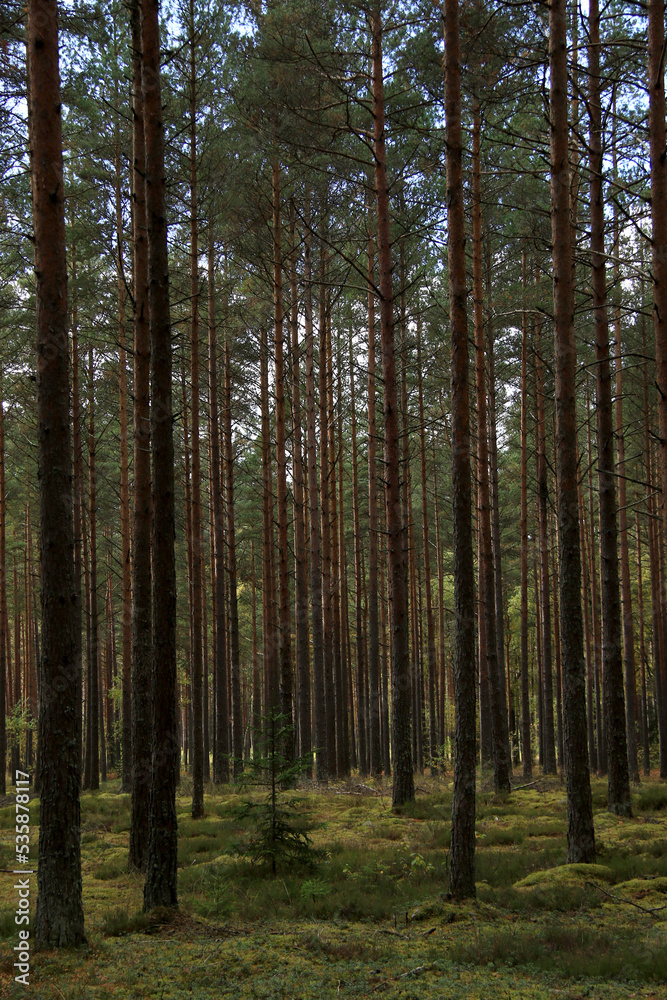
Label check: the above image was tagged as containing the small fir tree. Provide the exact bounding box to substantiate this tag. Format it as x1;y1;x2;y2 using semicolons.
232;710;322;875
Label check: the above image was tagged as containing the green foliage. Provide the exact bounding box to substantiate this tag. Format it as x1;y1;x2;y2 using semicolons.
230;711;323;875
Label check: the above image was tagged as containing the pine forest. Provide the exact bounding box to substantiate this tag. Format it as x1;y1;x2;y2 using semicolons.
1;0;667;994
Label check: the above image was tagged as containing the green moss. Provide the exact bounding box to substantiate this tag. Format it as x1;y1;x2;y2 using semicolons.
514;863;614;889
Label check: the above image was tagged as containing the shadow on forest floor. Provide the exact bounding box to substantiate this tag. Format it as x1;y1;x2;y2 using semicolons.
1;771;667;998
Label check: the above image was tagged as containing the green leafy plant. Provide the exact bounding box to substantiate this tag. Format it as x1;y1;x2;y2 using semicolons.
230;710;323;875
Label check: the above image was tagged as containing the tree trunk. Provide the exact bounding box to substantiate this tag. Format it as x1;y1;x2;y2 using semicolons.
367;229;382;776
87;349;100;791
129;0;152;871
0;382;5;796
142;0;178;911
224;339;243;776
261;324;279;716
588;2;631;815
549;0;596;861
350;332;368;775
534;288;556;774
208;240;229;784
188;0;204;820
272;162;293;762
444;0;476;896
304;197;325;780
472;102;510;791
372;5;413;806
289;201;311;767
648;0;667;778
29;0;85;946
520;252;531;777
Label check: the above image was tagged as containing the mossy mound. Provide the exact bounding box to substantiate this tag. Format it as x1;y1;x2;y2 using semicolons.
514;863;613;889
614;876;667;896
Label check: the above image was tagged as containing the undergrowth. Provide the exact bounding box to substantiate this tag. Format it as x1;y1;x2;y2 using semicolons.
1;772;666;998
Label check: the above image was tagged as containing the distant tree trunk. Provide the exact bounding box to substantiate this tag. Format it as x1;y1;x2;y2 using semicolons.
224;339;243;776
208;240;229;785
272;162;293;761
304;197;326;780
261;324;279;715
71;259;84;781
142;0;178;911
445;0;476;896
534;297;556;774
579;480;597;771
113;136;133;796
29;0;85;947
87;349;100;791
612;220;638;783
549;0;596;862
366;230;382;776
289;201;311;766
350;332;367;775
328;318;345;776
636;518;651;776
129;0;152;871
319;249;336;776
648;0;667;779
586;388;604;774
417;327;437;772
520;252;531;778
337;356;351;776
372;4;413;806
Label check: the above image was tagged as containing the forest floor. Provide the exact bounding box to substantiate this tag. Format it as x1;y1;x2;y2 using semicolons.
1;771;666;999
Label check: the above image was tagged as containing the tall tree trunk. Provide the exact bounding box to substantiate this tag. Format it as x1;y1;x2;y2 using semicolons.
304;197;325;780
636;518;651;775
329;318;345;776
87;348;100;791
319;248;336;775
534;291;556;774
350;332;368;775
272;162;293;760
129;0;152;871
261;324;279;715
485;252;508;750
0;382;5;795
289;201;311;766
142;0;178;911
588;0;631;815
648;0;667;778
29;0;85;946
208;240;229;784
224;339;243;776
113;128;133;796
586;387;605;773
71;254;84;782
520;251;532;777
372;4;413;806
612;190;639;784
366;230;382;776
444;0;475;896
472;102;510;791
188;0;204;820
549;0;596;861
